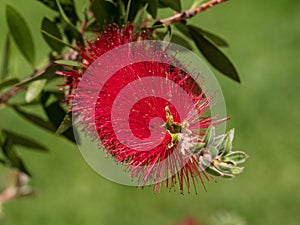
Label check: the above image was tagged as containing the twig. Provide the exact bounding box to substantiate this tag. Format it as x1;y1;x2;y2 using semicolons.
0;86;26;105
0;63;54;105
159;0;229;26
0;16;88;105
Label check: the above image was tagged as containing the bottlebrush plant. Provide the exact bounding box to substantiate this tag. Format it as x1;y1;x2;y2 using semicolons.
0;0;248;207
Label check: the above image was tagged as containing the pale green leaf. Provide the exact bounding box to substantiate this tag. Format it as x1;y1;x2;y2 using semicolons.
25;79;47;103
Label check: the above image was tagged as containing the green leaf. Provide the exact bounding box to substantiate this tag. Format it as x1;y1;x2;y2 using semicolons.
2;130;48;152
221;128;234;155
1;34;11;80
159;0;181;12
205;166;222;177
187;25;240;82
55;113;72;135
132;4;148;35
191;142;205;153
38;0;57;10
175;24;228;47
1;138;31;176
56;0;83;43
203;126;215;147
91;0;119;28
199;156;210;169
214;162;234;178
224;151;249;164
55;60;83;68
231;166;244;175
16;64;60;87
41;17;64;53
41;92;77;143
213;134;225;149
13;106;55;132
41;30;78;51
25;79;47;103
193;27;228;47
171;34;193;50
147;0;158;18
174;23;191;38
38;0;79;24
163;26;173;43
0;78;19;91
209;146;218;160
6;5;35;67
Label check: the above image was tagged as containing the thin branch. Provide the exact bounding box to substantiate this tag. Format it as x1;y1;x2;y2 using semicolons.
159;0;229;26
0;63;53;105
0;86;26;105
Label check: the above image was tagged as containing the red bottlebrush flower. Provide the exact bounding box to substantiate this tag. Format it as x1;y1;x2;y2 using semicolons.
58;24;225;194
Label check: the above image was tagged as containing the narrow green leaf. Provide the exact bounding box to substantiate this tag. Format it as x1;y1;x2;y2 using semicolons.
188;25;240;82
38;0;79;24
223;128;234;155
91;0;119;28
224;151;249;164
205;166;223;177
163;26;173;43
124;0;133;24
133;4;148;35
195;27;228;47
16;63;60;87
212;134;225;149
2;130;48;152
0;78;19;91
41;30;78;51
176;24;229;48
6;5;35;67
171;34;193;50
159;0;181;12
55;60;83;68
203;126;215;147
55;114;72;135
41;17;64;53
209;146;218;160
214;162;234;178
1;34;11;80
126;0;147;23
38;0;57;10
41;92;77;143
199;156;210;169
13;106;55;132
174;23;191;38
231;166;244;175
56;0;83;43
1;138;31;176
25;79;47;103
147;0;158;18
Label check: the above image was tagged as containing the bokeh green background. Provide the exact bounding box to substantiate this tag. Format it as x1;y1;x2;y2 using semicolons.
0;0;300;224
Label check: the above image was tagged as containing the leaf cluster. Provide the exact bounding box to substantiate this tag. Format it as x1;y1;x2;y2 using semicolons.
0;0;241;176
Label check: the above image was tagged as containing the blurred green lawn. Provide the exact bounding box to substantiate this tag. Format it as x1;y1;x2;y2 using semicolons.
0;0;300;224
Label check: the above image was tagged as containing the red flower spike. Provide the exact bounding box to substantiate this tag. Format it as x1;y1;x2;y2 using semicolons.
58;24;225;194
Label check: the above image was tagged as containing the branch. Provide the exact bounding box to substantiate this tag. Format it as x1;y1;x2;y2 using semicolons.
159;0;229;26
0;49;78;105
0;63;53;105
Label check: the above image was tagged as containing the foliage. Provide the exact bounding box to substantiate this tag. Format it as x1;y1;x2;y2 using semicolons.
0;0;245;204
